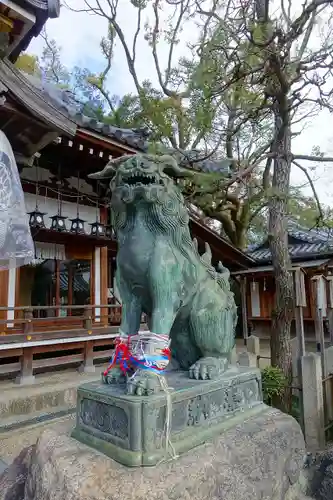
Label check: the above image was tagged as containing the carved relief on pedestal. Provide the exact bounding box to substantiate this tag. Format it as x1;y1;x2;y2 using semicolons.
186;379;260;427
79;398;129;440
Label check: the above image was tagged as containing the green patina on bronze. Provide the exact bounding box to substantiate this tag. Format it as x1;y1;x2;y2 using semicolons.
89;154;237;395
72;368;264;467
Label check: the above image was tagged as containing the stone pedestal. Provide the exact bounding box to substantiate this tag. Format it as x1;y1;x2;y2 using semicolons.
72;366;264;466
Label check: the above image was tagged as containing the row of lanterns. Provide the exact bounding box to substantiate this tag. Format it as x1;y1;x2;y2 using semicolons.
27;208;115;239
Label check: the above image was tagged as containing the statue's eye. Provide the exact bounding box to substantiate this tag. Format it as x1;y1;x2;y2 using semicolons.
165;199;175;211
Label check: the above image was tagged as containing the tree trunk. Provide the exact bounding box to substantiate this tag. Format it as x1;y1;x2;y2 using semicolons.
234;227;247;251
268;107;294;413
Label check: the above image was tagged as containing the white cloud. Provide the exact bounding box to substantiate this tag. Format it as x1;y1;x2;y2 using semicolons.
27;0;333;206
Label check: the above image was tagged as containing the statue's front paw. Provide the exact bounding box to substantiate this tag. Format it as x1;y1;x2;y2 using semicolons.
102;366;126;385
189;357;229;380
127;370;162;396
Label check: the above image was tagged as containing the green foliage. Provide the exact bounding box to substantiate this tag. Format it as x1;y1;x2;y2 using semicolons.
15;2;332;251
14;53;40;76
261;366;287;406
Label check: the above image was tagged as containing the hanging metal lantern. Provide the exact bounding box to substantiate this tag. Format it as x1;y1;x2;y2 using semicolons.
70;217;86;235
50;169;67;232
105;225;115;239
50;214;67;232
70;173;86;234
28;163;46;228
90;221;105;237
89;180;105;237
28;208;46;228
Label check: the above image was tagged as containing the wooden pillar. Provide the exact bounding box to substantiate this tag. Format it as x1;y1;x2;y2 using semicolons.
16;347;35;385
55;259;60;318
79;340;95;373
240;276;248;345
68;264;73;316
7;265;16;328
23;308;33;335
93;247;101;323
100;247;108;326
294;268;306;357
0;270;8;329
83;306;92;331
99;206;108;325
15;266;20;322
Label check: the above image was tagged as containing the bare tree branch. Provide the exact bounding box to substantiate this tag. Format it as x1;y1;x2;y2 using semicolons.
40;29;60;83
292;154;333;162
292;159;324;221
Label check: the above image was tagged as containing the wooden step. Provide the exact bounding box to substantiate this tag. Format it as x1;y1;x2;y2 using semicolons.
0;405;76;434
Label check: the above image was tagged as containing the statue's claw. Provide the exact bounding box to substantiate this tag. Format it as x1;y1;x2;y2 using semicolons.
126;370;163;396
189;357;229;380
102;366;126;385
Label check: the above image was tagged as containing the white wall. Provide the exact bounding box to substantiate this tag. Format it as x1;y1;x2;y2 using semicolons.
24;192;98;228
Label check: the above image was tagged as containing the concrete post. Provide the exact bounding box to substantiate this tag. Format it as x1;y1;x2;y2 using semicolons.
230;346;238;365
238;351;257;368
324;345;333;374
301;353;325;452
247;335;260;357
290;337;300;398
324;346;333;423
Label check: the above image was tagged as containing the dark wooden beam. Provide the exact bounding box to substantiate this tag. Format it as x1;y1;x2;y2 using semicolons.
30;227;117;251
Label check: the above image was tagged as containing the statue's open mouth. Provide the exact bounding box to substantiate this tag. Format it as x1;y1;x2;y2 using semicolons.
123;172;162;186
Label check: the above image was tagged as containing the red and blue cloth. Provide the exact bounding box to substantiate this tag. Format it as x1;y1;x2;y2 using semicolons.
103;334;171;377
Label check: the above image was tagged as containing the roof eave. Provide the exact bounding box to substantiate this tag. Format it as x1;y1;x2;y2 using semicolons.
7;1;60;62
0;59;76;137
250;250;333;267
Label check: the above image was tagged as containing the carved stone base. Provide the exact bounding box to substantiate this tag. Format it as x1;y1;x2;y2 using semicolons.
71;366;265;467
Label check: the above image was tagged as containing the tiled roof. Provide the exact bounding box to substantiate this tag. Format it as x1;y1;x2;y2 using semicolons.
0;60;76;138
23;74;232;173
248;220;333;263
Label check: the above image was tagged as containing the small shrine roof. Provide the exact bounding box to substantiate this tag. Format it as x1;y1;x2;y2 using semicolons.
248;220;333;264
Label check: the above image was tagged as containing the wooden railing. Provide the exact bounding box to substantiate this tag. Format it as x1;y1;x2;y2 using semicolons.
0;330;119;383
0;304;122;338
0;304;148;384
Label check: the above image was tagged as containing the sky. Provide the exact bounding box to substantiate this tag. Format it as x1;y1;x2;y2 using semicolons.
28;0;333;206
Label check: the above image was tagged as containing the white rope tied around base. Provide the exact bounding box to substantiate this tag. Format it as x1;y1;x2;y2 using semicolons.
155;372;179;462
113;331;179;463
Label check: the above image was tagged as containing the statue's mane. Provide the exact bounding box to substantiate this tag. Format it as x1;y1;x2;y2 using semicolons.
112;182;232;294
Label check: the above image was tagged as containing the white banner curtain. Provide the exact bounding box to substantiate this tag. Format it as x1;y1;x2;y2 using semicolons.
0;131;34;269
31;242;66;265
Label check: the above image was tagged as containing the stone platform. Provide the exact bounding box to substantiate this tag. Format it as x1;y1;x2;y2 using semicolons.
0;408;309;500
72;366;264;466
